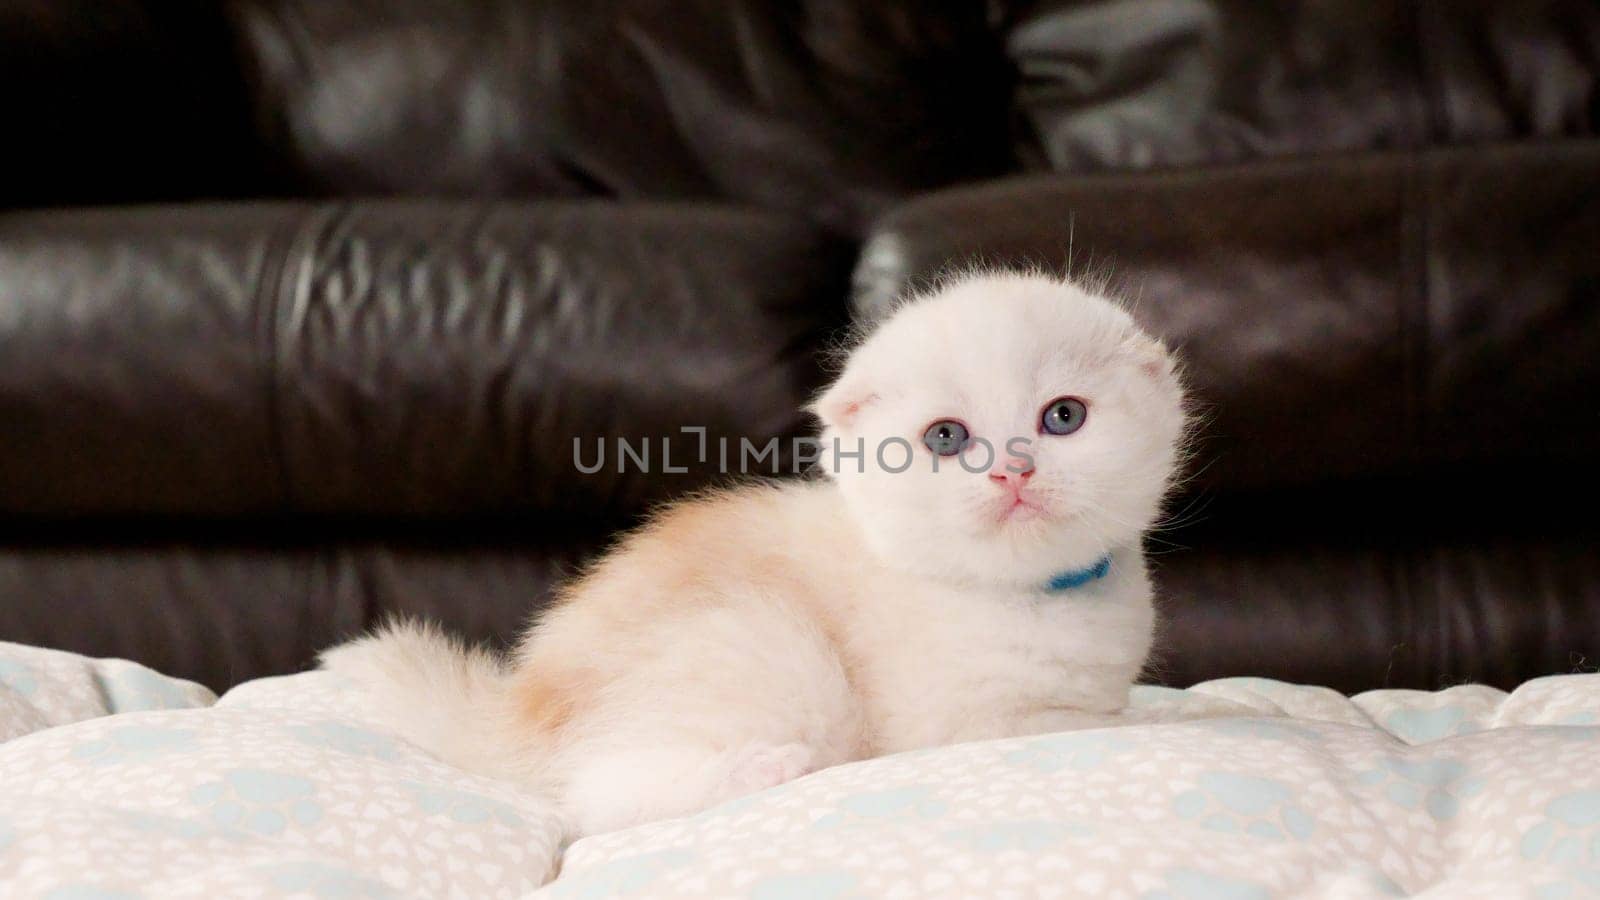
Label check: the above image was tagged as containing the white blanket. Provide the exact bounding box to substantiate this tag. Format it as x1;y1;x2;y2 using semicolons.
1;640;1597;898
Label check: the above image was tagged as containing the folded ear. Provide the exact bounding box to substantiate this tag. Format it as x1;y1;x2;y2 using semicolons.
810;370;879;432
1125;333;1175;382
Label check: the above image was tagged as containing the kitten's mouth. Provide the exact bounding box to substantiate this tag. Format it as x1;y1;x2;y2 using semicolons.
996;494;1048;525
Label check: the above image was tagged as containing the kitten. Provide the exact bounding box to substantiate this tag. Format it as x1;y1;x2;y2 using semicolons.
322;271;1189;837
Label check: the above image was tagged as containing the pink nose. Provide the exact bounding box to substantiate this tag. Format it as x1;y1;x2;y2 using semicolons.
989;467;1034;488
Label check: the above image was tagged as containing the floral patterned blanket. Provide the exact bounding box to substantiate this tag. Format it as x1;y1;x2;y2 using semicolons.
1;640;1597;898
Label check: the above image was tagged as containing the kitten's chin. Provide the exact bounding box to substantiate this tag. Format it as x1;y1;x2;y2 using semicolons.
838;482;1135;587
991;496;1050;526
863;517;1126;588
971;528;1121;586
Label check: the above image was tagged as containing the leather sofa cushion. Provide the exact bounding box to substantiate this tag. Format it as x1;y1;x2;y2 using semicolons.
0;201;850;520
226;0;1013;232
1007;0;1600;172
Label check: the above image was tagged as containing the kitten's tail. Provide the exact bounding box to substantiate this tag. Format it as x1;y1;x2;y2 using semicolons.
319;619;523;780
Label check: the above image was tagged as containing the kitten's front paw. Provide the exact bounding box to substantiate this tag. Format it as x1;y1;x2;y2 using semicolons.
715;742;816;797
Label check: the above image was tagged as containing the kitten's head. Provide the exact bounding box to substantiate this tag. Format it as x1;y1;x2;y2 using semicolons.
812;271;1188;587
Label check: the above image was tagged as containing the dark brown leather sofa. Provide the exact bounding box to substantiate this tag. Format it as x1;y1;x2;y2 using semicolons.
2;1;1596;694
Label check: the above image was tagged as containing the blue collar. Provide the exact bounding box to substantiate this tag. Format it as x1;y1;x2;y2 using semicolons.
1044;554;1113;593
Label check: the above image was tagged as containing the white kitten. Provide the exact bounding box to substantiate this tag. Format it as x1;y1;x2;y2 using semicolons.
322;271;1189;837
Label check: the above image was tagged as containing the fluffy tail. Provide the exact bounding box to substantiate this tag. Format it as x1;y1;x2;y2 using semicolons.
320;619;517;778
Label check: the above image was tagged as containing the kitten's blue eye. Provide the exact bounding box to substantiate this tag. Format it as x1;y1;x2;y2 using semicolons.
922;419;969;456
1041;397;1088;435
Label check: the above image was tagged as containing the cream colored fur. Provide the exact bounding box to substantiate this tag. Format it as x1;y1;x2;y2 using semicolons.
322;271;1189;838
